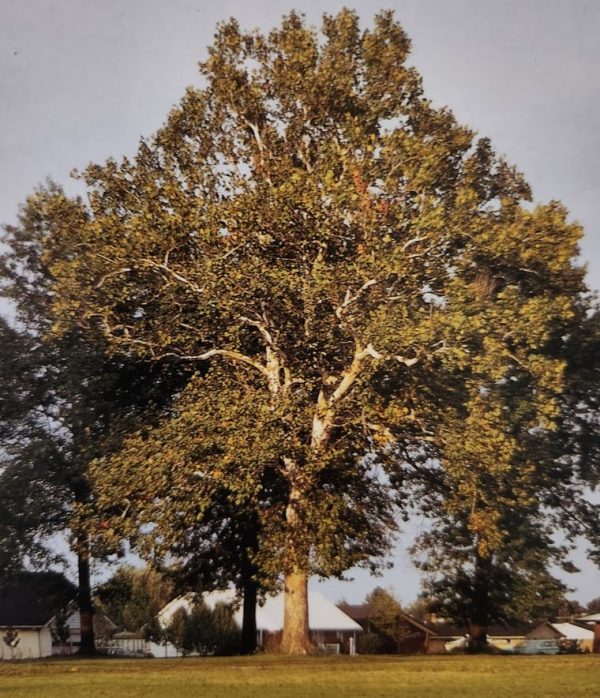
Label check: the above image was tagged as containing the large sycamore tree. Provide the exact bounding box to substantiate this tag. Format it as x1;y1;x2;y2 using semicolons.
43;10;587;652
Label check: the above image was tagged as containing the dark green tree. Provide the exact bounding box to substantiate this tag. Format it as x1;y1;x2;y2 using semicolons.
166;599;240;656
1;186;190;653
409;304;600;650
0;319;67;582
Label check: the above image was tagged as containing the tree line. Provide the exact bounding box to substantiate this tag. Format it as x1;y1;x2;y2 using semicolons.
0;9;599;654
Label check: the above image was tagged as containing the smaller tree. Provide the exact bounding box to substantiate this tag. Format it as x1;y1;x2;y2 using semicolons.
349;587;419;654
51;608;71;647
94;565;174;632
3;628;20;659
364;587;408;654
165;600;241;656
586;597;600;614
142;614;168;648
210;602;242;656
166;608;190;655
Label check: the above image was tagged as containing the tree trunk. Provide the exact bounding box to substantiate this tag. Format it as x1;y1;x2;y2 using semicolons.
468;622;488;653
240;517;259;654
280;466;312;655
468;552;491;653
76;536;96;656
241;577;258;654
280;568;311;654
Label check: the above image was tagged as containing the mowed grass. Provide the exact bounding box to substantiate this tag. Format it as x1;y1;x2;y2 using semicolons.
0;654;598;698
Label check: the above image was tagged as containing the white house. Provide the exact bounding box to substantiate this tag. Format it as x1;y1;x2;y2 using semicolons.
153;589;361;656
52;605;118;655
0;573;116;659
0;580;56;659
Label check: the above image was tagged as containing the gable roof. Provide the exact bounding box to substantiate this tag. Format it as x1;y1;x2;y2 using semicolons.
336;602;374;623
339;603;439;637
0;572;75;628
550;622;595;640
159;590;362;633
577;612;600;623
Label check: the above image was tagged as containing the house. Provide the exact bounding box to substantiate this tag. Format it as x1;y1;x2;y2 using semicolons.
156;589;362;655
338;604;528;654
52;604;117;655
338;603;446;654
576;612;600;624
524;621;595;653
423;622;531;653
0;572;74;660
0;572;117;659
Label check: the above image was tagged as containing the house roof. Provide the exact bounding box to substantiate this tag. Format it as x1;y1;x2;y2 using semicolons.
337;604;529;639
0;572;75;628
550;622;595;640
159;590;362;633
113;630;144;640
339;603;439;637
336;603;374;622
577;612;600;622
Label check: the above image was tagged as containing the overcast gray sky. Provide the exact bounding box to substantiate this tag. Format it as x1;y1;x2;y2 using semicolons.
1;0;599;604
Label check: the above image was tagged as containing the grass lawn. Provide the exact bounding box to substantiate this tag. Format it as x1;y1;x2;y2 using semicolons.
0;654;598;697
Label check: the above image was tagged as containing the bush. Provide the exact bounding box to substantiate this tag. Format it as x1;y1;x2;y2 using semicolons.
357;633;386;655
558;639;584;654
166;599;241;655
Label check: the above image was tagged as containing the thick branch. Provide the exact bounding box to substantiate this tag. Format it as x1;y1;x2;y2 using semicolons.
155;348;270;377
90;313;269;377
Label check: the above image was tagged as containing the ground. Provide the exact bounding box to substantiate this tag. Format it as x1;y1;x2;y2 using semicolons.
0;654;598;697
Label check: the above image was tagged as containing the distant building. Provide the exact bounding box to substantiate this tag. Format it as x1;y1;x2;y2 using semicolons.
0;572;116;659
525;621;595;653
154;589;362;655
338;603;530;654
338;603;446;653
0;572;73;659
52;604;117;655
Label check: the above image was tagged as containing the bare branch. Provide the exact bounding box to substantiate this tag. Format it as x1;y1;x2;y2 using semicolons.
141;259;204;294
335;279;377;320
89;312;269;377
402;234;429;250
95;267;132;289
395;355;419;367
329;341;382;405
